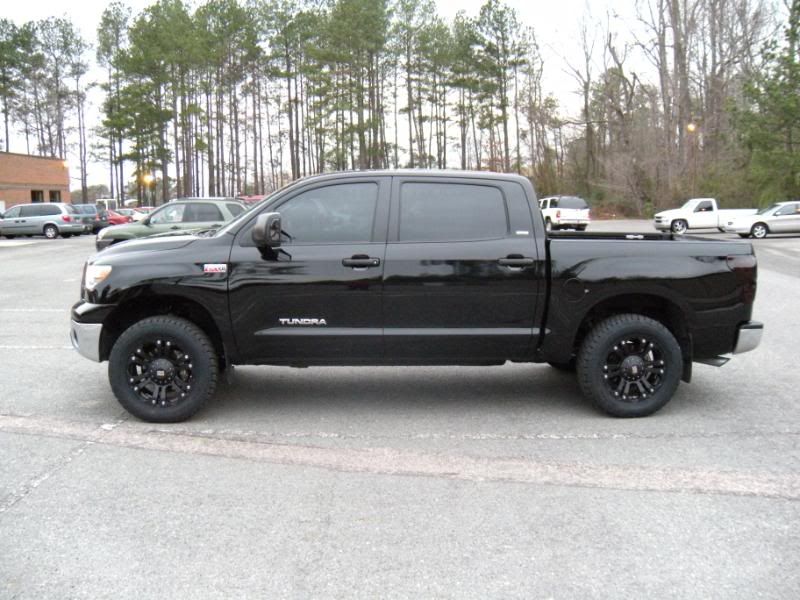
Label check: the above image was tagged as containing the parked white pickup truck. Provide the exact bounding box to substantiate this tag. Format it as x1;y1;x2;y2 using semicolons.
653;198;756;234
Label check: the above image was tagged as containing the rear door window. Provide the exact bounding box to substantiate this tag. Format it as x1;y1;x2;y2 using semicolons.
183;203;223;222
20;205;43;217
398;182;507;242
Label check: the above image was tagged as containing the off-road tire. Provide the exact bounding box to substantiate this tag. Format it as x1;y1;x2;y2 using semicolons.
109;316;218;422
577;314;682;417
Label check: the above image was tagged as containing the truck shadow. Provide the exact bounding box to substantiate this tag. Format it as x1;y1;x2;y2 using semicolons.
207;364;591;418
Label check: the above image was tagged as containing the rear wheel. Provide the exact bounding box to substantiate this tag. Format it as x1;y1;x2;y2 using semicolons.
670;219;688;235
43;224;59;239
576;225;587;232
62;233;73;238
3;234;15;239
750;222;768;239
545;219;553;233
108;316;218;422
577;314;682;417
738;233;749;239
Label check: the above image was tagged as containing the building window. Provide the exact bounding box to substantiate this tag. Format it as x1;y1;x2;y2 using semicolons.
31;190;44;203
49;190;61;202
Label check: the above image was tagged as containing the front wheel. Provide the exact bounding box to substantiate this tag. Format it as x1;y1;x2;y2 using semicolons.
108;316;219;422
750;222;768;239
576;314;682;417
43;224;59;239
670;219;688;235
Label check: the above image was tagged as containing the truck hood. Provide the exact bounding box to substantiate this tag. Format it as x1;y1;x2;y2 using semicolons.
654;209;681;219
91;235;197;261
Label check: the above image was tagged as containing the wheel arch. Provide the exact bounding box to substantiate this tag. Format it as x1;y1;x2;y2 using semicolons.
99;294;228;367
572;293;693;382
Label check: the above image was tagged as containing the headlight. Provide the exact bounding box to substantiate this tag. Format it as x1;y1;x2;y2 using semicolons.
84;265;112;290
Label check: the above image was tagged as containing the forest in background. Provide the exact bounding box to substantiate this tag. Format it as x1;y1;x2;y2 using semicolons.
1;0;799;215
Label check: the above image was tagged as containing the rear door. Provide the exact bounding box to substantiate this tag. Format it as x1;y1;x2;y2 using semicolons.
383;176;543;362
180;202;226;231
228;176;390;363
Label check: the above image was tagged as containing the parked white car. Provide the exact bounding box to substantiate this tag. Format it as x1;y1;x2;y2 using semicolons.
539;196;590;231
722;201;800;238
653;198;756;234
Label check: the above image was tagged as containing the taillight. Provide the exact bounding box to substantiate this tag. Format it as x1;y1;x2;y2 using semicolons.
62;214;71;222
556;210;561;219
727;254;757;304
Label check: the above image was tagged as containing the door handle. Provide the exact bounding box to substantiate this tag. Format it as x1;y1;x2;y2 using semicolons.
342;255;381;268
498;255;534;268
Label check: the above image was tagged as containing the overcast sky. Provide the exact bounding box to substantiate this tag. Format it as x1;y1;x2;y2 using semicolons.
4;0;627;187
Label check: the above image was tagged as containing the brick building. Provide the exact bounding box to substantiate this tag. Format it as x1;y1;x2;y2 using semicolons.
0;152;71;211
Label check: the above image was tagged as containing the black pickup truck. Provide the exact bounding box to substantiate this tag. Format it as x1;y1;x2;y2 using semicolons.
70;170;762;422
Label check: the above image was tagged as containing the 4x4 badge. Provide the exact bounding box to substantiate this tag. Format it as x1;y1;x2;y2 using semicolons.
203;264;227;274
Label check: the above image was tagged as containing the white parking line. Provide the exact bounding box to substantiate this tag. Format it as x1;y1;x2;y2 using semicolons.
0;241;35;247
0;345;72;350
0;309;65;312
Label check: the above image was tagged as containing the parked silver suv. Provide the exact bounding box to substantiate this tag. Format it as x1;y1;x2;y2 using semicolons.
0;202;86;239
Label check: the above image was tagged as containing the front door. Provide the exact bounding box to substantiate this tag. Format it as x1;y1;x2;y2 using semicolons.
228;177;390;364
690;200;717;228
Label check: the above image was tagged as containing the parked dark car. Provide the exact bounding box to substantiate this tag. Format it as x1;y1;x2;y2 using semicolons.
73;204;109;233
71;170;762;422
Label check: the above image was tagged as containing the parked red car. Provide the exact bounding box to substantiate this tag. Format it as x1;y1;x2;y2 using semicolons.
106;210;133;225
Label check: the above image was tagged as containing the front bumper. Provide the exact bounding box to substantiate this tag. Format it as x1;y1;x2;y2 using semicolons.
734;321;763;354
653;219;670;231
555;219;590;227
70;320;103;362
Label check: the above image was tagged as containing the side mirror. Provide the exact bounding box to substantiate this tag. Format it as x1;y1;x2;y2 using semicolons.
252;212;282;248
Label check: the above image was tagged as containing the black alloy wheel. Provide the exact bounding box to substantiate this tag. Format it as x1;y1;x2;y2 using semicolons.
109;316;218;422
577;314;682;417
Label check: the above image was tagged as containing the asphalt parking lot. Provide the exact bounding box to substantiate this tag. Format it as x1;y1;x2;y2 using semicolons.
1;224;798;598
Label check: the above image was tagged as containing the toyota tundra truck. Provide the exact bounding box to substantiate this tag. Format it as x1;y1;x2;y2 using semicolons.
70;170;762;422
